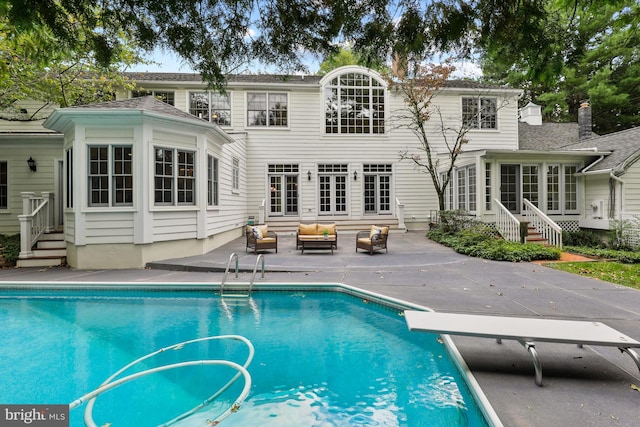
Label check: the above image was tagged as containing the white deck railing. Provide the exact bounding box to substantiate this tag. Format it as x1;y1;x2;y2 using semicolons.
18;192;55;259
522;199;563;249
494;198;521;243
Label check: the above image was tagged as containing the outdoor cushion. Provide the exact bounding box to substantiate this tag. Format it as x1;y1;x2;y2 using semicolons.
369;225;389;239
298;223;317;235
317;223;336;235
248;225;269;239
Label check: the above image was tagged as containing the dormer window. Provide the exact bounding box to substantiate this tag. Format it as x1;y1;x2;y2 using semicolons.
324;71;385;134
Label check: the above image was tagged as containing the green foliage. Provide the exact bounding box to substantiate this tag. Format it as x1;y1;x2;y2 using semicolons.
0;234;20;266
609;217;640;251
563;246;640;264
482;1;640;134
428;223;560;262
547;261;640;290
562;230;605;248
0;11;139;112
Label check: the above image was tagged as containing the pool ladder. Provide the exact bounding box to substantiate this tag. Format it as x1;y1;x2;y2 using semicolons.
220;253;265;297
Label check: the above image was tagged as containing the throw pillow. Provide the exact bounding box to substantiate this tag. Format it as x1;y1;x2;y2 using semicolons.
252;226;263;240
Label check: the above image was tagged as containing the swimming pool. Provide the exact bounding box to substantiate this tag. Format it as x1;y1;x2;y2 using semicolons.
0;283;501;426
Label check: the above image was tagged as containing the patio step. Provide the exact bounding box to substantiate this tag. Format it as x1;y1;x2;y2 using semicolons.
16;231;67;268
525;226;548;245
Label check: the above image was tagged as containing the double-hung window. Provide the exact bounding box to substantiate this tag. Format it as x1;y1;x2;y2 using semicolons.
207;155;219;206
154;147;195;206
547;164;579;214
0;161;7;209
131;90;175;106
522;165;539;206
455;165;476;212
189;92;231;126
485;162;492;211
232;158;240;191
462;97;497;129
247;92;288;127
88;145;133;207
324;72;385;134
66;148;73;208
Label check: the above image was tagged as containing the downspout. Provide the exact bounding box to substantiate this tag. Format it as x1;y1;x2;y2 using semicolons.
609;172;624;219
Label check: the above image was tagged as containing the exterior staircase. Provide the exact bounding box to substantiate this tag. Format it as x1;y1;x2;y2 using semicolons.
16;231;67;267
524;223;548;245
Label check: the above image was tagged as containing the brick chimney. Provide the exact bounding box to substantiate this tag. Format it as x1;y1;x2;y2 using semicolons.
578;101;592;140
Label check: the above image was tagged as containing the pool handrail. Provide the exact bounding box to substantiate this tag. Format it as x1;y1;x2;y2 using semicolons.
220;253;239;294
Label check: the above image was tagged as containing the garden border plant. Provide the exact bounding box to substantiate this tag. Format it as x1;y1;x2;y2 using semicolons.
0;234;20;267
428;211;561;262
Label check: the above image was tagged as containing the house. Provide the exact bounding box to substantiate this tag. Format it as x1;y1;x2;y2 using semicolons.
1;66;638;268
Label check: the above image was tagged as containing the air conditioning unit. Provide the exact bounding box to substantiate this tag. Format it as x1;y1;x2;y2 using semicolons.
590;200;604;219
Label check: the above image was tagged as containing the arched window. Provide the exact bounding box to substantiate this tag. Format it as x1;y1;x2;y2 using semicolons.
324;71;385;134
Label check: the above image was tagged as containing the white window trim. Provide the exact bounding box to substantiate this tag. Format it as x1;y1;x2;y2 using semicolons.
461;96;499;131
0;160;8;210
152;146;197;208
188;91;232;127
86;144;134;210
322;71;387;136
245;92;289;129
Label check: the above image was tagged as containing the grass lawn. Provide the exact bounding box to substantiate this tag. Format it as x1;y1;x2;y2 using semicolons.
544;261;640;290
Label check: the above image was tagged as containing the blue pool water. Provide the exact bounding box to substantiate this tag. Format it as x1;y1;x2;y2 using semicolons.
0;288;490;426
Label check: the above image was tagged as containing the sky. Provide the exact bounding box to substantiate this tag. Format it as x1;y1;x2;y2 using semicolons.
129;47;483;79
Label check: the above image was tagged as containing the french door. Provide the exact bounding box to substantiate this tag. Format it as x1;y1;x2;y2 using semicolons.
318;164;347;215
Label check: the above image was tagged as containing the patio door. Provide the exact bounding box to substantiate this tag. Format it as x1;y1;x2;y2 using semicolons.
268;164;299;216
318;164;347;215
500;164;520;213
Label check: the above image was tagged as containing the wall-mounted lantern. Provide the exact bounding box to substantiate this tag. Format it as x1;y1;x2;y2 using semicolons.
307;170;312;181
27;157;37;172
353;170;358;181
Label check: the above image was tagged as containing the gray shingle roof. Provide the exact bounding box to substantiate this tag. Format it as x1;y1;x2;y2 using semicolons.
69;95;209;124
519;121;640;174
563;126;640;173
518;122;583;150
122;72;509;90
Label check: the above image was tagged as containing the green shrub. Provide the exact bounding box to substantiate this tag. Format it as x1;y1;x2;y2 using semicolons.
562;230;604;248
563;245;640;264
0;234;20;266
428;228;561;262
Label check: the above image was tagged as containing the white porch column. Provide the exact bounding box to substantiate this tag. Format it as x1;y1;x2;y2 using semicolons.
396;198;406;230
19;192;35;258
41;192;55;233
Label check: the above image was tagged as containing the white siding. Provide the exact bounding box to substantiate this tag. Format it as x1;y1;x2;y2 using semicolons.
84;212;134;244
152;211;198;241
0;138;63;234
624;160;640;213
582;174;610;217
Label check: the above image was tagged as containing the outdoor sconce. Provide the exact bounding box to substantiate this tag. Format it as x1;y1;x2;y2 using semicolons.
27;157;37;172
307;171;311;181
353;170;358;181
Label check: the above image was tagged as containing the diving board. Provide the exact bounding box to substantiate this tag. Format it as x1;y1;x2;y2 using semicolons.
404;310;640;386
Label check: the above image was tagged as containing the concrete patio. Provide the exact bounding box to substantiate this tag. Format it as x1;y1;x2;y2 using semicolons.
1;231;639;426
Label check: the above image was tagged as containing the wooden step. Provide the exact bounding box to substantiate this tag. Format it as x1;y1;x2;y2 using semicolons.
16;231;67;268
17;256;66;268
